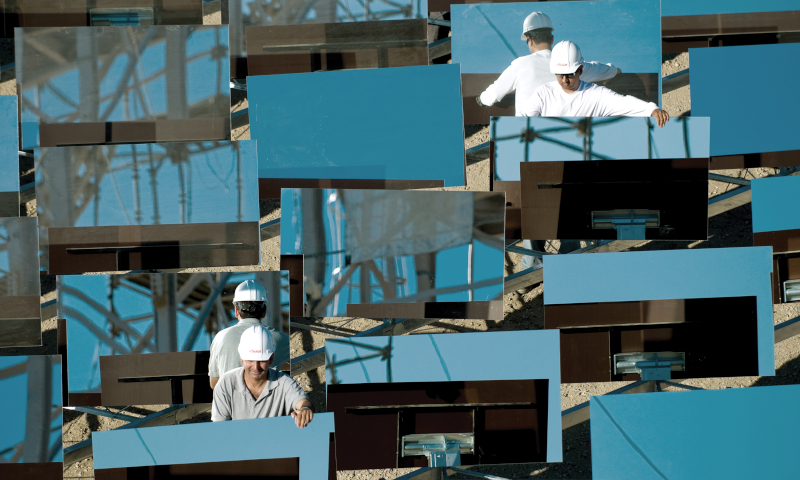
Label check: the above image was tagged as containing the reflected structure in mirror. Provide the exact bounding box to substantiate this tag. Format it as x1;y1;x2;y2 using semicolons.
60;271;290;406
244;19;428;77
92;413;336;480
228;0;427;78
518;158;708;241
325;330;562;468
16;25;231;149
751;175;800;304
544;247;775;383
0;355;63;480
692;43;800;167
452;0;661;124
0;217;42;349
0;96;19;217
35;141;259;273
591;384;800;479
280;188;505;319
249;64;466;197
1;0;204;37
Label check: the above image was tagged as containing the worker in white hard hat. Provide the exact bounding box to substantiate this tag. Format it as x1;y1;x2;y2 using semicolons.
520;40;670;127
208;280;290;389
476;12;620;116
211;325;314;427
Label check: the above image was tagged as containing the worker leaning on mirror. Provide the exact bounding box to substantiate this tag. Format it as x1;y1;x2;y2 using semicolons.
211;325;315;428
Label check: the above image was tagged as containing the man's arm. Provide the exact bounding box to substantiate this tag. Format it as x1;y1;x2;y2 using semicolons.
580;61;619;83
211;378;232;422
478;61;520;107
518;85;546;117
209;376;219;389
291;398;314;429
595;86;668;126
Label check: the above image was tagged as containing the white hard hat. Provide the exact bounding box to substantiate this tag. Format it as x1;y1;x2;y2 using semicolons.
550;40;584;74
238;325;275;361
233;280;267;303
521;12;553;41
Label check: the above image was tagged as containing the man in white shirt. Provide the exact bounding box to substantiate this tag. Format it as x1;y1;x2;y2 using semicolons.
476;12;620;116
520;40;670;127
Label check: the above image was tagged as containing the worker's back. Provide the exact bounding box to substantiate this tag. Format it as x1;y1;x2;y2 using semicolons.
512;51;555;115
209;319;290;378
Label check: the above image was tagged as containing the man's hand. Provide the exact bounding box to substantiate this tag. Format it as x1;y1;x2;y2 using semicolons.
475;95;487;107
651;108;670;128
291;407;313;428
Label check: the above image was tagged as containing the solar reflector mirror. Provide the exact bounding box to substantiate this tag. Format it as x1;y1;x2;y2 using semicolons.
518;158;708;241
544;247;775;383
0;217;42;349
60;271;290;406
325;330;563;467
92;413;336;480
0;355;63;480
280;188;505;319
35;141;259;274
751;175;800;304
0;0;204;35
0;96;19;217
591;384;800;480
16;25;231;149
242;19;428;78
692;43;800;161
95;458;301;480
452;0;661;124
228;0;427;78
249;64;465;196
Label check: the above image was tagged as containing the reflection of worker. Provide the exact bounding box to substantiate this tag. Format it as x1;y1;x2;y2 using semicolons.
209;280;290;389
211;325;314;428
520;41;670;127
476;12;620;115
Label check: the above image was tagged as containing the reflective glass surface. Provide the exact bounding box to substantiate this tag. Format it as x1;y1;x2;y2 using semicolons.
591;385;800;479
544;247;775;376
249;64;465;187
0;96;18;192
61;271;289;395
451;0;661;75
93;413;335;480
0;355;62;463
692;43;800;156
493;117;710;181
325;330;561;462
663;0;799;16
229;0;427;64
0;217;40;297
16;25;230;149
280;188;505;317
751;176;800;233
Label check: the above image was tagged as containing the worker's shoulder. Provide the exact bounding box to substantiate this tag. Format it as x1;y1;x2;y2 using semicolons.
219;366;244;389
272;370;303;389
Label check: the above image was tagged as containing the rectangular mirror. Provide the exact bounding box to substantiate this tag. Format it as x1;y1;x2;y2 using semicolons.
591;384;800;479
0;96;19;217
692;43;800;166
280;188;505;319
544;247;775;382
60;271;290;405
249;64;466;196
0;355;62;480
92;413;336;480
0;217;42;348
325;330;563;467
36;141;259;273
452;0;661;124
17;25;231;149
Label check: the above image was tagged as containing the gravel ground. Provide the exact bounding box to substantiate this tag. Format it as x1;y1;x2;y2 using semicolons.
1;34;795;479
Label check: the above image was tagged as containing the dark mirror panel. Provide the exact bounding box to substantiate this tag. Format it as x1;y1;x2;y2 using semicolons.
17;25;231;148
0;217;42;348
281;188;505;319
95;458;301;480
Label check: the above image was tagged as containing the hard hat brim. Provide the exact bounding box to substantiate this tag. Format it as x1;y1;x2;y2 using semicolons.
550;63;582;75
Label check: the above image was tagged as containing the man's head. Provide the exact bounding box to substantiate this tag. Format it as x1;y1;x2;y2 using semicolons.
550;40;584;93
521;12;554;53
233;280;267;320
238;325;275;381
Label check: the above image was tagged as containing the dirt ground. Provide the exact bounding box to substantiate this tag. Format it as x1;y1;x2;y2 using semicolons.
3;31;796;480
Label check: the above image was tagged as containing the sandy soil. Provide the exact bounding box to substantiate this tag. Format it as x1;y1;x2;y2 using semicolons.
1;38;795;479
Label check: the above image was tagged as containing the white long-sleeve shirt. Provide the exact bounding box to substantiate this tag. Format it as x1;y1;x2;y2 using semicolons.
519;80;659;117
478;50;618;115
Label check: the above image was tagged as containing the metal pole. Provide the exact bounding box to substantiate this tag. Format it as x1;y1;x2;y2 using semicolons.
152;274;178;352
24;356;53;463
